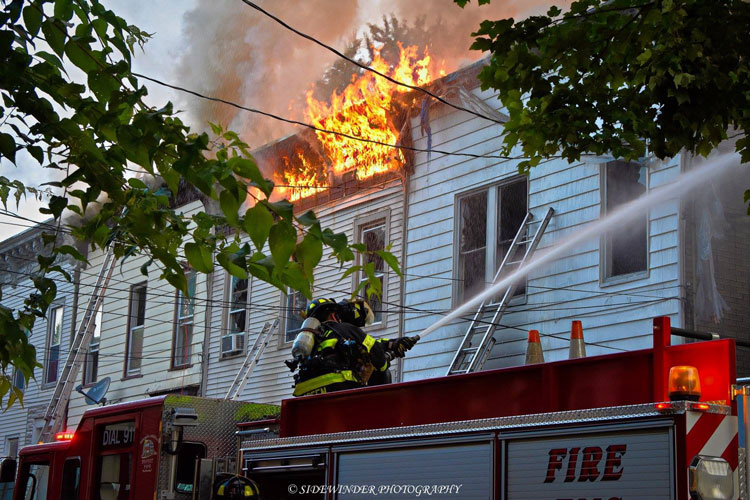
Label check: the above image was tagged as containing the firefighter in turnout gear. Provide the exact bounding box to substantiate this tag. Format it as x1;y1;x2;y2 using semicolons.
287;298;418;397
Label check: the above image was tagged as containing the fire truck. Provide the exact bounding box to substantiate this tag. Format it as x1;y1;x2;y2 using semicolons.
6;317;748;499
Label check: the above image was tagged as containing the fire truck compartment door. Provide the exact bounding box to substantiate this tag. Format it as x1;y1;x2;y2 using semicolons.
335;440;492;499
505;425;674;500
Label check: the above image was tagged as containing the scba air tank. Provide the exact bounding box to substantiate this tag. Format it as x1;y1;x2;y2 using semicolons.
291;317;321;358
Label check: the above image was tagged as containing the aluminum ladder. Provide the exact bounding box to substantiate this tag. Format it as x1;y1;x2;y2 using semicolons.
40;247;116;442
224;318;279;401
446;207;555;375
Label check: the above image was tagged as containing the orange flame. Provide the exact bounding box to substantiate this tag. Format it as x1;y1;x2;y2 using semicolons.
274;44;441;202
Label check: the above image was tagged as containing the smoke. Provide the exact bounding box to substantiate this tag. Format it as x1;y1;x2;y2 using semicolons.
176;0;564;148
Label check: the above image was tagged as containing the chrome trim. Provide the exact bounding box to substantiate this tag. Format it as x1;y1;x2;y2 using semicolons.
241;401;729;451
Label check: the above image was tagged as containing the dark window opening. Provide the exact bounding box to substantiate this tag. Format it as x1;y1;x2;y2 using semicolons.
284;290;308;343
458;191;488;303
60;458;81;500
174;442;206;495
497;179;528;296
604;161;648;278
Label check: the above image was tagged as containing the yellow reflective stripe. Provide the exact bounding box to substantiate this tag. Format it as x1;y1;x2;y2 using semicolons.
217;485;225;496
378;361;389;372
293;370;357;396
362;335;375;352
244;485;254;497
317;338;338;351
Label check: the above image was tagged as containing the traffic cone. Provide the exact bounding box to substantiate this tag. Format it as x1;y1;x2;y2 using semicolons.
569;320;586;359
525;329;544;365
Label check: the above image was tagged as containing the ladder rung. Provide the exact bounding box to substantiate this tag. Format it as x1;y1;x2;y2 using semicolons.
460;347;478;355
449;368;471;375
504;260;523;266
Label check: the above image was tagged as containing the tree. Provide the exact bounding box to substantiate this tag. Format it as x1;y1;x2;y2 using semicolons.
0;0;398;407
455;0;749;208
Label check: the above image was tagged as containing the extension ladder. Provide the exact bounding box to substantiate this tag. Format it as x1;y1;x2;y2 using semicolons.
224;318;279;401
446;207;555;375
40;247;116;442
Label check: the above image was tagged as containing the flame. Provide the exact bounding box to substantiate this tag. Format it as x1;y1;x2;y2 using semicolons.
279;152;330;202
273;44;441;202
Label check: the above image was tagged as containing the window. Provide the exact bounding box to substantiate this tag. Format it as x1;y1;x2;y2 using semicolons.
97;454;130;500
173;270;196;368
21;463;49;500
174;442;206;494
283;289;307;343
60;458;81;500
83;308;102;386
455;178;528;304
45;305;64;385
5;437;18;458
355;219;387;326
13;368;25;392
222;276;249;357
125;284;146;376
602;160;648;279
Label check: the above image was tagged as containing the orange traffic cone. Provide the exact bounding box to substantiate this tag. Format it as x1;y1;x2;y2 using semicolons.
525;329;544;365
569;320;586;359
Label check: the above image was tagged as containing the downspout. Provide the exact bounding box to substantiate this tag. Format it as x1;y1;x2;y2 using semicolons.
63;264;81;432
397;173;410;383
199;267;214;397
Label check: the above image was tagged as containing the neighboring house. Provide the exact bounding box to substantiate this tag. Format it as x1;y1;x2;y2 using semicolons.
0;223;78;453
1;61;747;436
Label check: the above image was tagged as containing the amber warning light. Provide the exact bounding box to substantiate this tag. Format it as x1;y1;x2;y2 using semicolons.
668;365;702;401
55;432;74;441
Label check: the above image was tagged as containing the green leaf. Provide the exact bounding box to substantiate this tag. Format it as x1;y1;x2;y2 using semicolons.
243;202;273;252
23;5;43;37
296;210;318;226
219;189;240;227
55;245;85;262
268;220;296;270
0;133;16;164
28;145;43;164
267;199;294;220
184;242;214;273
228;157;272;197
41;19;66;57
280;262;311;299
65;38;98;73
217;249;248;279
376;249;402;277
295;232;322;279
54;0;74;21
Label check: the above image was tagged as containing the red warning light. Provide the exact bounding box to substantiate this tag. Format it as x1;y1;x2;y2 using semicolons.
691;403;710;411
55;432;74;441
655;402;674;411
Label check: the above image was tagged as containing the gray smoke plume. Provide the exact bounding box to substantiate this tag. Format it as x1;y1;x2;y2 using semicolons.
176;0;563;147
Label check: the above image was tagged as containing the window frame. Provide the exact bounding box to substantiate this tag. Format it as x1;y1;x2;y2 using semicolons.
171;269;197;369
281;288;308;345
123;282;147;379
599;160;651;285
220;274;251;360
352;211;391;331
43;303;65;387
452;177;529;308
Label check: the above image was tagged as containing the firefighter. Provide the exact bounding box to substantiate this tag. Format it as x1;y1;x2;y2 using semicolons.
288;298;417;397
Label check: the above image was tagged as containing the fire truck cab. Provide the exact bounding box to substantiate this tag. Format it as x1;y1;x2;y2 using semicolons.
12;396;279;500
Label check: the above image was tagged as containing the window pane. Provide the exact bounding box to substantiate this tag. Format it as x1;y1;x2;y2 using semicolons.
50;307;63;346
24;463;50;500
173;321;193;367
97;453;130;500
61;458;81;500
359;221;386;324
605;161;648;277
497;180;528;296
130;286;146;327
127;326;143;374
459;191;487;302
46;305;63;384
229;277;248;335
285;290;307;342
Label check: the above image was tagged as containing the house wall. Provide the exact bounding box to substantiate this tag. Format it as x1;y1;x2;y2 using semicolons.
203;179;405;404
0;227;78;451
66;200;208;428
401;85;684;381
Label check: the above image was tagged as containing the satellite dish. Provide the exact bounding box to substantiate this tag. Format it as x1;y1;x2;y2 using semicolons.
75;377;111;405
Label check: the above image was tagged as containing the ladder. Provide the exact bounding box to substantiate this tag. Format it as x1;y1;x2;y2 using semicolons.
40;247;116;442
224;318;279;401
446;207;555;375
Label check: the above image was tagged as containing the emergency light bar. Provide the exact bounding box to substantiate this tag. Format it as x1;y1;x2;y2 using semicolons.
55;432;74;441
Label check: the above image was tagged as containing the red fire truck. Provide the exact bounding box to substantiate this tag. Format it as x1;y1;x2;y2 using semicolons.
7;317;747;499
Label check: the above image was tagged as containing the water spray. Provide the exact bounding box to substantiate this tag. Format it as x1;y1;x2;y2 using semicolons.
419;152;742;339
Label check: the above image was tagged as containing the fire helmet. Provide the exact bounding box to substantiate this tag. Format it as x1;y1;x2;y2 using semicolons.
337;299;375;327
214;474;261;499
304;298;340;321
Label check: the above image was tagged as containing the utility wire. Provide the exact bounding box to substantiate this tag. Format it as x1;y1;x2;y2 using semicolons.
236;0;505;126
131;72;520;162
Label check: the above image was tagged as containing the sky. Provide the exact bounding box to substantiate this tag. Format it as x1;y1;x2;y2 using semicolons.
0;0;556;241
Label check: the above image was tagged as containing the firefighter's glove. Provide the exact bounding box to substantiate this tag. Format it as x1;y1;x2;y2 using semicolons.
388;337;418;358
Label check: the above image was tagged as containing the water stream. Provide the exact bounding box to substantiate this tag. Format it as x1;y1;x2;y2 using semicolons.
419;152;741;339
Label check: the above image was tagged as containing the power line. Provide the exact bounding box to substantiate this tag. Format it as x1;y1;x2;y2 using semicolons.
132;72;522;162
237;0;505;126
